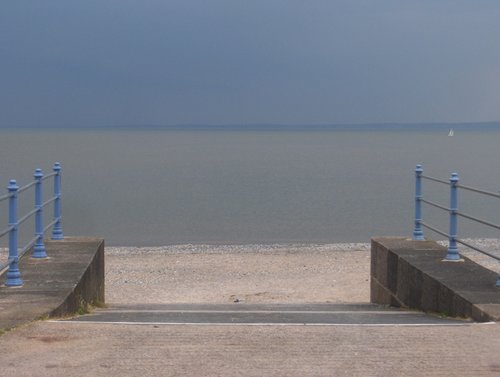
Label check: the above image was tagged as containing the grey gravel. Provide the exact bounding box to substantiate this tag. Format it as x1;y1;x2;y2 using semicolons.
105;242;371;255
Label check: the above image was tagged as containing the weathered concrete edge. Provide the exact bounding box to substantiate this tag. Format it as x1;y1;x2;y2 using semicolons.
0;238;105;332
49;238;105;318
370;237;500;322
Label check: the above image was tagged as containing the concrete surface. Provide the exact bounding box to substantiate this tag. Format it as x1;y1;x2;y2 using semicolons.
371;237;500;321
60;303;470;325
1;319;499;376
0;237;104;331
2;242;500;376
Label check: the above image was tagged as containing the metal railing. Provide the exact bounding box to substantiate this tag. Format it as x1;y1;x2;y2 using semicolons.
412;164;500;287
0;162;63;287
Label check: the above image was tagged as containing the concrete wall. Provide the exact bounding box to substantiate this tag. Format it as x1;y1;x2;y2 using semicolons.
371;237;500;322
0;237;105;331
49;238;105;317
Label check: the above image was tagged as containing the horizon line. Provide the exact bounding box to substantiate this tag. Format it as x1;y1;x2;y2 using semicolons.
2;121;500;130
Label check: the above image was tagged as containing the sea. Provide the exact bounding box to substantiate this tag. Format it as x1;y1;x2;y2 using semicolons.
1;125;500;246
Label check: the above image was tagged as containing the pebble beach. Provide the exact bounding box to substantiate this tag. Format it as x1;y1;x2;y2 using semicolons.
105;239;500;305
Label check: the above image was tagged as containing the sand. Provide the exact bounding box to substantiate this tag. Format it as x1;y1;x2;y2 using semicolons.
105;243;371;304
104;239;500;305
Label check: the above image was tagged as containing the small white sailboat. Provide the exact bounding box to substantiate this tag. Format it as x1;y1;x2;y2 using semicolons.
448;128;454;137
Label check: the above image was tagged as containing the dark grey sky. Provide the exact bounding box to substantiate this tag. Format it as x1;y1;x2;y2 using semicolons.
1;1;500;127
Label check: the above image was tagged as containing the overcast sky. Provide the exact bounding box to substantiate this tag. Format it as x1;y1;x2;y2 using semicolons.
1;1;500;127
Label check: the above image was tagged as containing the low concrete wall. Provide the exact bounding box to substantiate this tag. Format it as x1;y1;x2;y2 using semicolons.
371;237;500;322
49;237;105;317
0;237;104;330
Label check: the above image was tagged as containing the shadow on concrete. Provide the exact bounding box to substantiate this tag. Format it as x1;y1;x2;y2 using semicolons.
371;237;500;322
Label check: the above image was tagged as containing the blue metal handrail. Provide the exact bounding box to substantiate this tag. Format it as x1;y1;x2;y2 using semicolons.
412;164;500;287
0;162;63;287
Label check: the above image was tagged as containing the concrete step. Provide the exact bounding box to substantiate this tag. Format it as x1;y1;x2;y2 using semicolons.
60;303;475;326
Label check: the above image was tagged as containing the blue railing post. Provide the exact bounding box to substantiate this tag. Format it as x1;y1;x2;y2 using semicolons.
413;164;425;240
51;162;63;240
444;172;461;261
6;179;23;287
32;168;47;258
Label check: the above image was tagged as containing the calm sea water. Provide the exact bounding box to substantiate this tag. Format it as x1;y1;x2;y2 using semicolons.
0;128;499;246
